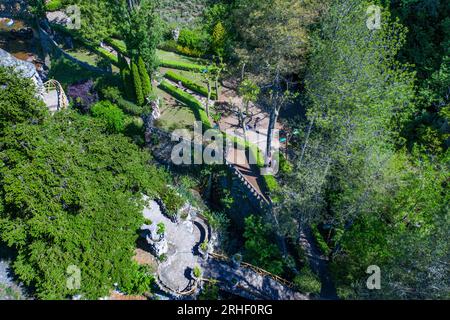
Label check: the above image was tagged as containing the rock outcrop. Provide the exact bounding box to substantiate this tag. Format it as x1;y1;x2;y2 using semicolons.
0;48;44;96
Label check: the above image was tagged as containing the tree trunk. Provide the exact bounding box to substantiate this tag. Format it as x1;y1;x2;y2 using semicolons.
214;78;219;100
206;81;211;117
265;106;280;166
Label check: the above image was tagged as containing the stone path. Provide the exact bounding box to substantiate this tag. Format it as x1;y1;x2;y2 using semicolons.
142;199;205;293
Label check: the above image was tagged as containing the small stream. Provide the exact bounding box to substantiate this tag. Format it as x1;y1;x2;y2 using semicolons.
0;17;44;71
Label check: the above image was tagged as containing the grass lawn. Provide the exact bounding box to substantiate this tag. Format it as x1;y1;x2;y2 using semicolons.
154;87;197;132
156;49;208;65
47;56;103;88
160;67;205;84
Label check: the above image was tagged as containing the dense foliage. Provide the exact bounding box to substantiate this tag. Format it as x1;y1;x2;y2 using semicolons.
0;69;168;299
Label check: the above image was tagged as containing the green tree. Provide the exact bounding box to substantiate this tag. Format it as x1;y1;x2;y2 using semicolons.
0;110;168;299
0;67;47;133
131;59;144;106
137;56;152;99
211;21;226;57
243;215;284;275
116;0;162;72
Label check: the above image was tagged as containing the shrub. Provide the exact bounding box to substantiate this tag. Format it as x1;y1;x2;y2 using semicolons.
117;98;144;116
199;282;219;300
138;56;152;98
164;70;217;99
121;68;136;103
176;45;204;58
160;186;184;217
158;81;212;129
131;60;144;106
156;222;165;235
159;60;207;73
178;29;210;54
67;79;99;114
193;266;202;278
293;266;321;295
278;152;293;174
45;0;63;12
91;101;125;133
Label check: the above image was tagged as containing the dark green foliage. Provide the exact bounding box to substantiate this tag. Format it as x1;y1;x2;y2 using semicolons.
243;215;284;275
199;282;220;300
91;100;126;133
160;186;184;217
164;70;217;99
137;56;152;98
0;109;168;299
293;266;321;295
131;60;144;106
0;68;47;133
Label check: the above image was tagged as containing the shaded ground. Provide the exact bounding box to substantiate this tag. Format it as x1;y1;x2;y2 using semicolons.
201;257;309;300
299;228;338;300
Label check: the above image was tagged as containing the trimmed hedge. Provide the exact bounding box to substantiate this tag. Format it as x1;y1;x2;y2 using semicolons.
93;46;119;66
106;38;128;56
164;70;217;100
131;60;144;106
159;60;207;73
158;80;211;129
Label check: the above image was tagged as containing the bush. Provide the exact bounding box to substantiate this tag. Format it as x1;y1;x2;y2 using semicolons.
159;60;207;73
138;56;152;98
158;81;212;129
178;29;210;54
45;0;63;11
160;186;184;217
117;98;145;116
131;60;144;106
176;45;204;58
164;70;217;99
293;266;321;295
67;79;99;114
91;101;125;133
121;68;136;102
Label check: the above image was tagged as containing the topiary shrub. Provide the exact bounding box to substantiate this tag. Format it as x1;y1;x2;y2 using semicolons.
131;60;144;106
91;100;125;133
138;56;152;98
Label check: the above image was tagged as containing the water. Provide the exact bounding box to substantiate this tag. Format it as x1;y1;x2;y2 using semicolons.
0;17;43;70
